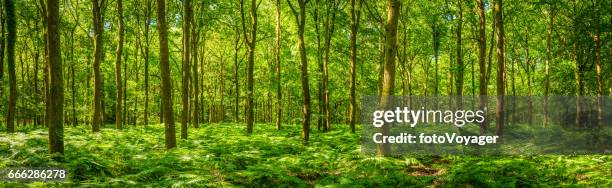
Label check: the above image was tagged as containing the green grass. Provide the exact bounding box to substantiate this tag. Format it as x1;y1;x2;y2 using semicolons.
1;123;610;187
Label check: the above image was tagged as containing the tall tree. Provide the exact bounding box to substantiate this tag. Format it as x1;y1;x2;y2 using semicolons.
143;0;152;126
274;0;282;130
5;0;16;133
348;0;362;133
240;0;259;134
115;0;124;130
494;0;505;136
543;3;555;127
322;0;337;131
47;0;65;160
378;0;400;156
157;0;176;149
476;0;487;134
91;0;105;132
191;3;200;129
594;0;602;127
287;0;311;142
181;0;192;139
455;0;464;109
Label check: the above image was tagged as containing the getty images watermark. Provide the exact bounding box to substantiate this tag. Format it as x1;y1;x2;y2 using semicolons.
360;96;611;155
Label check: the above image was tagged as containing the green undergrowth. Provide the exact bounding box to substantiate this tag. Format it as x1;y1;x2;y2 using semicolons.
0;123;610;187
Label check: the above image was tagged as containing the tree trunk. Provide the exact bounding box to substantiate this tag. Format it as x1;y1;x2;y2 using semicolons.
455;0;464;110
5;0;16;133
544;5;555;127
322;0;337;132
594;0;602;127
46;0;65;160
288;0;311;142
143;0;152;126
274;0;282;130
494;0;505;137
233;27;241;122
240;0;258;134
115;0;124;130
181;0;192;139
378;0;400;156
91;0;105;132
192;13;200;129
157;0;176;149
349;0;362;133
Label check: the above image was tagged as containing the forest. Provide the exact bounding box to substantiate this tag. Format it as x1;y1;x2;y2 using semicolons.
0;0;610;186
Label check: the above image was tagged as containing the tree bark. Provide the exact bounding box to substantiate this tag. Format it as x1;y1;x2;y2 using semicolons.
5;0;16;133
494;0;505;137
115;0;124;130
46;0;65;160
181;0;192;139
240;0;258;134
91;0;105;132
349;0;362;133
322;0;337;132
143;0;152;126
274;0;282;130
288;0;311;142
544;4;555;127
594;0;602;127
192;9;200;129
455;0;464;110
378;0;400;156
157;0;176;149
476;0;487;134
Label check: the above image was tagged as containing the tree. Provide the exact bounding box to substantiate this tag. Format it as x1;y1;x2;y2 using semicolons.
142;0;152;126
191;3;200;129
5;0;16;133
349;0;362;133
455;0;464;110
115;0;124;130
91;0;105;132
321;0;338;132
378;0;400;156
240;0;259;134
157;0;176;149
543;2;556;127
47;0;65;160
181;0;192;139
494;0;505;137
287;0;311;142
274;0;282;130
476;0;487;134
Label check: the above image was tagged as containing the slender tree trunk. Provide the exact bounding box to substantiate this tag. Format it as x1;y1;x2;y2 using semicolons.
455;0;464;110
349;0;362;133
572;0;581;127
143;0;151;126
157;0;176;149
91;0;105;132
544;5;555;127
46;0;64;160
5;0;16;133
240;0;258;134
288;0;311;142
181;0;192;139
494;0;505;137
594;0;602;127
233;28;241;122
0;6;4;129
378;0;400;156
322;0;337;132
274;0;282;130
115;0;124;130
192;14;200;129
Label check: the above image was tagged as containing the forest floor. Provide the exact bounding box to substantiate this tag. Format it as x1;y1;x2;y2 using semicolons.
1;123;610;187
